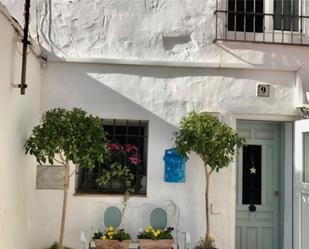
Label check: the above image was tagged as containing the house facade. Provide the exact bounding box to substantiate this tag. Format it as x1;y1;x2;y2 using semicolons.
0;1;309;249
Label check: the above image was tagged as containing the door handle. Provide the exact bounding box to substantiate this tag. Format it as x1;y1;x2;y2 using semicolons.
249;204;256;212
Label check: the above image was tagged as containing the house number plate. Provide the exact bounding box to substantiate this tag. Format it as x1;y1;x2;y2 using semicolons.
257;84;270;97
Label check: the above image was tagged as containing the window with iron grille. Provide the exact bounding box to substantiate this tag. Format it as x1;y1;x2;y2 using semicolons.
227;0;299;32
76;119;148;195
215;0;306;45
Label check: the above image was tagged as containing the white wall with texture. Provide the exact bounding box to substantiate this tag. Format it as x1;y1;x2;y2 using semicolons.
0;7;42;249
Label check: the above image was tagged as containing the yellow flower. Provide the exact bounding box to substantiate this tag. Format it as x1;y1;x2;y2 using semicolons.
207;235;214;242
108;226;114;232
109;235;113;240
100;235;107;240
156;229;161;234
108;231;114;236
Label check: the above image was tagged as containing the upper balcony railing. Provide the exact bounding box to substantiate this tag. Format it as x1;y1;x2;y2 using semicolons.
214;0;309;46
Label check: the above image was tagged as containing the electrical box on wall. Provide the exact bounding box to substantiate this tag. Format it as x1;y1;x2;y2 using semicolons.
257;84;270;97
163;148;186;183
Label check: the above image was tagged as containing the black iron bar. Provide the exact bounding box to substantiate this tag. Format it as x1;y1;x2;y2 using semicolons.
137;120;142;192
234;0;237;39
291;6;293;44
215;9;309;19
225;0;228;39
263;11;265;42
244;0;247;41
253;0;256;42
301;0;303;44
281;0;284;43
216;38;309;46
20;0;30;95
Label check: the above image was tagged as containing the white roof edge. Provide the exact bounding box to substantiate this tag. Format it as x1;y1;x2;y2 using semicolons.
48;56;300;72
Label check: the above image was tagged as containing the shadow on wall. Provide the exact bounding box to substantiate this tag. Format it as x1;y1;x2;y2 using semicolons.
215;41;309;71
41;61;207;247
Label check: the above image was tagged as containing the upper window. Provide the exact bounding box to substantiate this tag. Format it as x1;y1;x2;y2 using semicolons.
228;0;299;32
76;119;148;195
274;0;299;31
228;0;264;32
215;0;305;45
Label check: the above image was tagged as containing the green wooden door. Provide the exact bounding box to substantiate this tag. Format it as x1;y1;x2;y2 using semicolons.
236;121;281;249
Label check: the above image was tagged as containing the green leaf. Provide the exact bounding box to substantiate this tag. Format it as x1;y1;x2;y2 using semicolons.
174;112;246;172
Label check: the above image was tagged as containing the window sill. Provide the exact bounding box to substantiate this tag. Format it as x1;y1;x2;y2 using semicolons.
74;192;147;197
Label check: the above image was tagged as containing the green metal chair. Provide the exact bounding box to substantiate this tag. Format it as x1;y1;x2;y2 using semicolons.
103;206;122;228
81;202;125;249
150;208;168;230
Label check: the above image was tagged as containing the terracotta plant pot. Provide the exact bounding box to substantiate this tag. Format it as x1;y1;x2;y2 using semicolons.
139;239;174;249
95;240;130;249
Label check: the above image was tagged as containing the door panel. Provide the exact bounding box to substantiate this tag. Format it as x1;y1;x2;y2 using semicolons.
294;120;309;249
236;121;281;249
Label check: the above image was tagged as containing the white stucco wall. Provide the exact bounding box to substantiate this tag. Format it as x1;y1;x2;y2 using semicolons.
3;0;309;87
0;1;304;249
0;8;41;249
30;61;297;249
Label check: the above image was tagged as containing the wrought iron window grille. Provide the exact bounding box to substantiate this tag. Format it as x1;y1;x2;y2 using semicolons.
76;119;148;195
214;0;309;46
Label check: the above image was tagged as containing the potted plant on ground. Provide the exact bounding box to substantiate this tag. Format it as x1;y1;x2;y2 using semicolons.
24;108;109;249
138;226;174;249
93;226;131;249
174;112;245;249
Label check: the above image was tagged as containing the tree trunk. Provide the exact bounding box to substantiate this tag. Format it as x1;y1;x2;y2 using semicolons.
59;163;70;249
205;166;211;239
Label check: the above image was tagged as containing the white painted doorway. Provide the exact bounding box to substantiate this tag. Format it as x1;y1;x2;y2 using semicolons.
294;119;309;249
236;121;281;249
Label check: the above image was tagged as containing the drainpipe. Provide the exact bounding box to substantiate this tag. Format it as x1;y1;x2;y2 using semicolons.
20;0;31;95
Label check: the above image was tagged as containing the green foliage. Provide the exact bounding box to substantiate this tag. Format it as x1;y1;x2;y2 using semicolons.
93;227;131;241
24;108;109;169
194;237;216;249
174;112;245;171
96;162;135;194
138;226;174;240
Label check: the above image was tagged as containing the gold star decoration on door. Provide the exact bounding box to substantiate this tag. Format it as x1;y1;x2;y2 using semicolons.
249;166;257;174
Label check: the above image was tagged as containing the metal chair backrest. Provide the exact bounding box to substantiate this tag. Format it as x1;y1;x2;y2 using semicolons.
104;206;122;228
150;208;167;230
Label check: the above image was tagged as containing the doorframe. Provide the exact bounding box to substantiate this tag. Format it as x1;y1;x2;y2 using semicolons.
234;118;294;249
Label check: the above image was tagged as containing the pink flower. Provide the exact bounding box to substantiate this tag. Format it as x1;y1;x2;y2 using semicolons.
109;143;121;151
128;155;141;165
124;144;138;153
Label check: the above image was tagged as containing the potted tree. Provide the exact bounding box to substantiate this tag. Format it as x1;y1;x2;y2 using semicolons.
24;108;109;249
174;112;245;249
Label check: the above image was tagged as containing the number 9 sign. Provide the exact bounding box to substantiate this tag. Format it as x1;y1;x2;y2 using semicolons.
257;84;270;97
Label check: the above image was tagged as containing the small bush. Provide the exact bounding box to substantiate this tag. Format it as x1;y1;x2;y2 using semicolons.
50;242;71;249
193;237;216;249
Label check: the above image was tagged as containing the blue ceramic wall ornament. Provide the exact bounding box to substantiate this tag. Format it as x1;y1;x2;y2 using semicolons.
163;148;187;183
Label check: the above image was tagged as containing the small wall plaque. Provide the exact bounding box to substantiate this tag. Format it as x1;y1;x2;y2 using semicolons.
257;84;270;97
36;165;64;190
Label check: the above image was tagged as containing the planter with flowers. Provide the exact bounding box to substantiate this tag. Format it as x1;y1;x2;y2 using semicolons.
138;226;174;249
93;226;131;249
